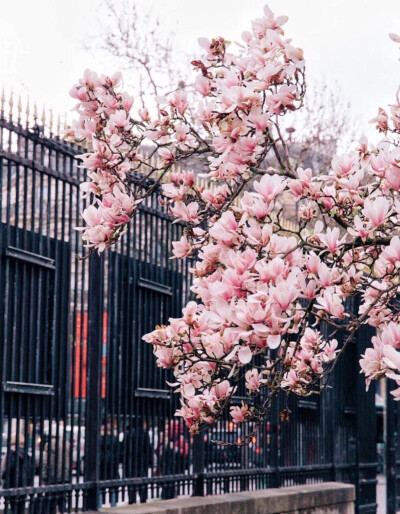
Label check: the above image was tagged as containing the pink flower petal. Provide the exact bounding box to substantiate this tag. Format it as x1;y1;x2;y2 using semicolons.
267;335;281;349
238;346;253;365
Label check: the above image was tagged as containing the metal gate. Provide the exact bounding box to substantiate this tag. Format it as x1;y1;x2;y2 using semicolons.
0;99;381;512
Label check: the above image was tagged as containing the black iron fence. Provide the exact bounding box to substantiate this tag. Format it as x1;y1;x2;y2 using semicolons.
0;101;398;513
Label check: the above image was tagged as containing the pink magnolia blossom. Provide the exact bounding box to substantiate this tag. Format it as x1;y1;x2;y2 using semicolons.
253;174;286;203
170;202;200;223
172;236;192;258
362;197;390;227
159;148;175;167
214;380;232;399
270;282;298;311
230;403;251;423
347;216;371;241
245;369;264;391
169;90;188;115
383;345;400;371
320;227;346;254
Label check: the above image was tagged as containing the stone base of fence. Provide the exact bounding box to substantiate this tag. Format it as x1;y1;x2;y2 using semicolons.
92;482;355;514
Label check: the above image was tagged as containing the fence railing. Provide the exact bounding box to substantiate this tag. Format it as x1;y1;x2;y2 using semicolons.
0;101;385;513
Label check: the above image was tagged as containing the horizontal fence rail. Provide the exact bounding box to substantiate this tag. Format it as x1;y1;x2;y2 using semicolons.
0;105;393;513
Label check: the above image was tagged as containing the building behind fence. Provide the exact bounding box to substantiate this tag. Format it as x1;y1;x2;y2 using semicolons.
0;97;399;513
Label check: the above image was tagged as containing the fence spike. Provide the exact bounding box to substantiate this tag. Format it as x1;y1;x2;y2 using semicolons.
33;102;38;123
49;109;54;135
9;91;14;118
17;96;22;124
1;88;5;117
56;113;61;136
41;105;46;129
25;98;30;127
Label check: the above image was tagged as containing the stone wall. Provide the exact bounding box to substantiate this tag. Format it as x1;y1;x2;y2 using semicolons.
95;482;355;514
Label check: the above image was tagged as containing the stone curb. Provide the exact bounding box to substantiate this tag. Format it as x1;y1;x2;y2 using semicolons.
86;482;355;514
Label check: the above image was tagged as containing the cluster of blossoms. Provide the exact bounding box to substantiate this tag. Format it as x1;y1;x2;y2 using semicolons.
67;5;304;251
69;6;400;434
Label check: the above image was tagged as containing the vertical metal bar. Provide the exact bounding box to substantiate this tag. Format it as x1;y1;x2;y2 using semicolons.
76;156;87;502
84;252;103;510
0;154;5;498
128;211;138;499
60;177;70;486
355;305;377;514
121;226;131;492
270;393;280;488
192;434;204;496
387;380;397;514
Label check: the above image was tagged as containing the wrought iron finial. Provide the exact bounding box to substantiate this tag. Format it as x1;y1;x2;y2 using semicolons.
25;98;30;127
57;113;61;136
41;106;46;130
17;96;22;124
1;88;5;117
49;109;54;135
9;91;14;118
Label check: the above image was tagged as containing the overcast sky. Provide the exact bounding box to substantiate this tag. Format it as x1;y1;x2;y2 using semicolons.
0;0;399;141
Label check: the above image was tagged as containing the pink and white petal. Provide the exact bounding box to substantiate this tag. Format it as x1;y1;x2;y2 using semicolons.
238;346;253;365
267;335;281;349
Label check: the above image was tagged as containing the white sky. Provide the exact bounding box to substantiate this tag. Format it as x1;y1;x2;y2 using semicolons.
0;0;399;141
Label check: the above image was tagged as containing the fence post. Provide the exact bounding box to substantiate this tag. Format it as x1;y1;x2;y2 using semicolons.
386;380;397;514
192;433;205;496
84;253;104;510
271;394;281;488
324;385;337;482
356;320;377;513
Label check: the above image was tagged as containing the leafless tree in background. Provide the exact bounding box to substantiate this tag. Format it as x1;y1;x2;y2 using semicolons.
284;82;358;171
87;0;190;110
266;83;358;224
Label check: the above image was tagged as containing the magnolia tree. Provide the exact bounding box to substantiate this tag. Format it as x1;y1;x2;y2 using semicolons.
67;6;400;437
